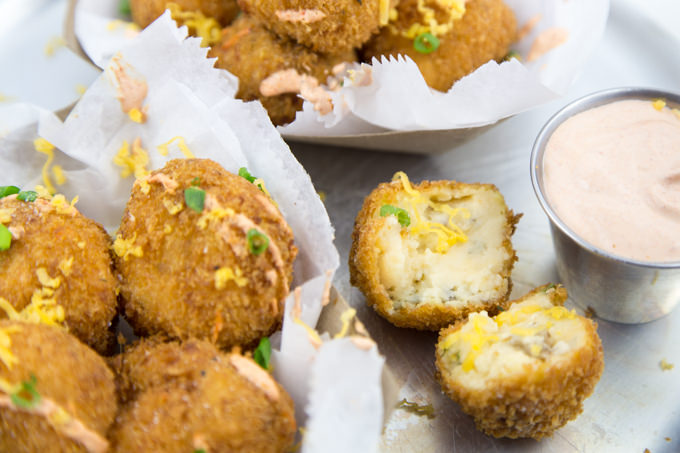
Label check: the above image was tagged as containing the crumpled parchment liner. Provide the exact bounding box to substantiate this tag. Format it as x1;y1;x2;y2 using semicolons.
74;0;609;133
0;14;385;452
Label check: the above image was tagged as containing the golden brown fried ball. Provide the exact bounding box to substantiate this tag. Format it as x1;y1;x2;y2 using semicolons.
435;285;604;439
109;336;221;404
349;173;519;330
0;196;117;354
114;158;297;349
209;15;356;126
109;339;296;452
0;321;117;453
237;0;387;53
361;0;517;92
130;0;240;28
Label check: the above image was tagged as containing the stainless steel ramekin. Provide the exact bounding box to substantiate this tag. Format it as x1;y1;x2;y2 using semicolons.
530;87;680;324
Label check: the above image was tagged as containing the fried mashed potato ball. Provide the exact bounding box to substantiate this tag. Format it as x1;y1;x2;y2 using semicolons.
130;0;240;29
209;15;356;126
0;195;117;354
0;321;117;453
114;158;297;349
435;285;604;439
237;0;389;53
109;339;296;452
361;0;517;92
349;172;520;330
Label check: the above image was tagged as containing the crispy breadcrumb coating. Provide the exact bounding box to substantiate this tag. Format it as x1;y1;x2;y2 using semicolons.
435;285;604;439
0;321;117;453
115;158;297;349
0;196;117;354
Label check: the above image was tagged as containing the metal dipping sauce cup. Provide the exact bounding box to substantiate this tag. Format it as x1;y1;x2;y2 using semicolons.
530;87;680;324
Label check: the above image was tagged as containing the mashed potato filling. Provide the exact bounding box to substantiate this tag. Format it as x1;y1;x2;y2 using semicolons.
439;289;585;389
377;185;511;309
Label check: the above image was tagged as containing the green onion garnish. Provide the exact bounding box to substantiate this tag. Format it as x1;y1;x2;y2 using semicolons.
253;337;272;370
247;229;269;255
184;187;205;212
0;186;20;198
504;50;521;61
191;177;200;186
193;450;206;453
0;224;11;251
11;375;40;409
238;167;257;183
17;191;38;202
380;204;410;227
414;33;440;54
119;0;131;16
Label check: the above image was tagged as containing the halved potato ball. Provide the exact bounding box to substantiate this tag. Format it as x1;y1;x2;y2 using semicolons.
361;0;517;92
109;339;296;452
0;194;117;354
0;321;117;453
349;172;520;330
435;285;604;439
114;158;297;349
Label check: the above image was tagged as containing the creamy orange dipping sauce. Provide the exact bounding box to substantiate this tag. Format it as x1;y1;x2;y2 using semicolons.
543;99;680;262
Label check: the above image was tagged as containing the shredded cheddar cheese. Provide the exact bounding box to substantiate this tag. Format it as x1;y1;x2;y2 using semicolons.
156;136;195;158
0;208;12;224
58;257;74;277
113;233;143;260
163;199;184;215
392;171;468;253
293;317;323;348
50;194;79;215
167;3;222;47
214;267;248;289
34;185;52;199
113;138;150;179
443;295;577;372
36;268;61;289
52;165;66;185
0;323;21;369
34;138;57;195
652;99;666;111
127;107;146;123
334;308;357;339
163;224;173;234
197;206;234;229
379;0;391;25
391;0;467;38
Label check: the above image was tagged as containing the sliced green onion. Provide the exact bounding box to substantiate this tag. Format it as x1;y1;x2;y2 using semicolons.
11;375;40;409
414;33;440;54
17;191;38;202
0;225;11;251
0;186;20;199
119;0;131;16
190;177;200;186
247;229;269;255
193;450;206;453
253;337;272;370
380;204;410;227
238;167;257;183
184;187;205;212
504;50;521;61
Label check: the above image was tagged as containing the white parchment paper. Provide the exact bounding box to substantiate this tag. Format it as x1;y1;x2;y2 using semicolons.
1;15;383;452
74;0;609;134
